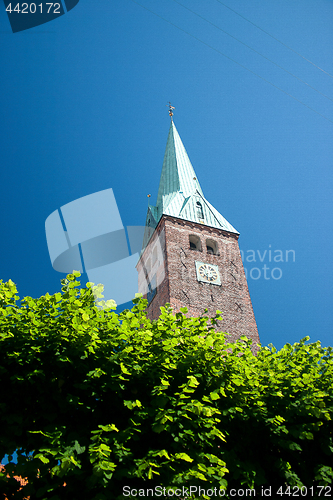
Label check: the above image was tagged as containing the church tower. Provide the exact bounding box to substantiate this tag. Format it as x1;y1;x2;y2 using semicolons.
137;111;259;347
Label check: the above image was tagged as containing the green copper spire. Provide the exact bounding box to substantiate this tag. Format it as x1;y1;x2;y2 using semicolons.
144;120;239;244
156;121;204;214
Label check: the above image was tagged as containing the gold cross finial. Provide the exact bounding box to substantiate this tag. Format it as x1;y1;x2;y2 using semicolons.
167;102;175;120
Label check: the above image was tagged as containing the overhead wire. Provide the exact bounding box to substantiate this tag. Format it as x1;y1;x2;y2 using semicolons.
172;0;333;103
128;0;333;125
215;0;333;80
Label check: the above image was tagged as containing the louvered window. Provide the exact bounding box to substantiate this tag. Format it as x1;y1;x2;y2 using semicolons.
196;201;204;220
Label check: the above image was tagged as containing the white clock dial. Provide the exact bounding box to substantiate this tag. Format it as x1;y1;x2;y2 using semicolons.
195;261;221;285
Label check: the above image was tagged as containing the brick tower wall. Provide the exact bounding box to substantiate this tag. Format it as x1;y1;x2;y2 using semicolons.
137;216;259;348
137;223;170;320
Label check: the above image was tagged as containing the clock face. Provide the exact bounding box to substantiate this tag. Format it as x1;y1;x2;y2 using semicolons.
195;261;221;285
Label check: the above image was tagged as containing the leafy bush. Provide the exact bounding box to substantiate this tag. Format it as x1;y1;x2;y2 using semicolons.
0;274;332;499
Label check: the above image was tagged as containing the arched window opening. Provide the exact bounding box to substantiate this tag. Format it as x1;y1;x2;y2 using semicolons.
206;239;218;255
189;234;202;252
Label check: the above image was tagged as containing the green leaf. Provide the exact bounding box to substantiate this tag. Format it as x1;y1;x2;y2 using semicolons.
289;442;302;451
74;440;86;455
175;453;193;462
35;454;50;464
120;363;131;375
99;424;119;433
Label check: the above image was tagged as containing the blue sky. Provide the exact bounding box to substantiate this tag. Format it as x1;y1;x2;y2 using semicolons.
0;0;332;350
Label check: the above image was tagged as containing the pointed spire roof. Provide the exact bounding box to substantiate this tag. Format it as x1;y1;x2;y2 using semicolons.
156;121;204;207
145;120;239;238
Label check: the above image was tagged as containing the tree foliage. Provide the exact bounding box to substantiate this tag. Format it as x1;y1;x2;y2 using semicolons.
0;273;332;499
